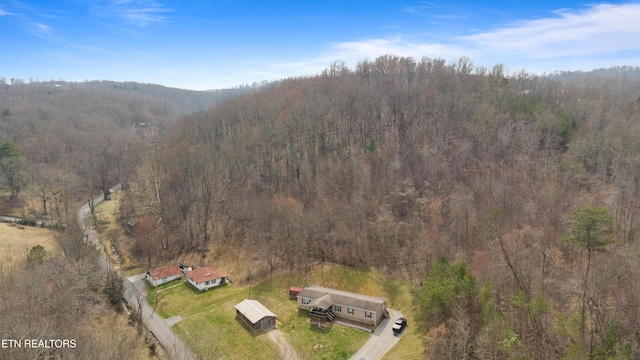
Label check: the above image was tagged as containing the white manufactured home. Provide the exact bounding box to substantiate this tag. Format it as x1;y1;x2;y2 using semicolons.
297;285;388;329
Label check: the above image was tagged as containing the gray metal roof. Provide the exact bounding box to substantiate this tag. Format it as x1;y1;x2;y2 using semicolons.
235;299;276;324
309;293;333;309
297;286;387;313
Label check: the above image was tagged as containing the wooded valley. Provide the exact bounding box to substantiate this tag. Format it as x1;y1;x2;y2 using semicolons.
0;79;239;359
3;58;640;358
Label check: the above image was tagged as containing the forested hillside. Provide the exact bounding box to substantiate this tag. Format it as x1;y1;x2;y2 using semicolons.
551;66;640;93
0;79;246;359
123;56;640;358
0;79;242;219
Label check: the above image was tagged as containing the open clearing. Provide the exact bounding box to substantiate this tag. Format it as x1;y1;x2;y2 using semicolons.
0;222;59;263
91;190;424;358
146;265;424;359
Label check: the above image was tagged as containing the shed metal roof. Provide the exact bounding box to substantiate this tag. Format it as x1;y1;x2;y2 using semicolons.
235;299;276;324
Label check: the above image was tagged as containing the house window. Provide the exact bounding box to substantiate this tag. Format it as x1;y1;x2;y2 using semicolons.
365;311;372;318
335;305;342;312
348;308;354;315
302;298;311;305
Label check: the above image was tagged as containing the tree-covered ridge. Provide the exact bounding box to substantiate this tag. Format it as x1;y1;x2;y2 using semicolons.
123;56;640;358
550;66;640;94
0;78;247;221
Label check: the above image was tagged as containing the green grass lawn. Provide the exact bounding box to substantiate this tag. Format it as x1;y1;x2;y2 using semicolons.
379;279;425;360
147;282;280;359
145;265;425;359
249;272;371;360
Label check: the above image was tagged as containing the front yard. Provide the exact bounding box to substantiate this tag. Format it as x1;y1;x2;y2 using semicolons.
147;280;277;359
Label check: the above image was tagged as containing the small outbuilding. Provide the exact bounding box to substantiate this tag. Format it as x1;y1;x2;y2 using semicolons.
289;286;302;299
146;264;183;287
235;299;277;331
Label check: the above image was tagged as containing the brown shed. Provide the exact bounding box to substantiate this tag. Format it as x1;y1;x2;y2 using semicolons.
289;287;302;298
235;299;276;331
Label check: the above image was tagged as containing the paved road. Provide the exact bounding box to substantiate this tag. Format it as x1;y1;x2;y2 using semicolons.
350;309;404;360
125;274;196;360
76;185;195;360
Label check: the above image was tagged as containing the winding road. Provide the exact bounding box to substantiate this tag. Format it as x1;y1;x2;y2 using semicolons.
76;185;195;360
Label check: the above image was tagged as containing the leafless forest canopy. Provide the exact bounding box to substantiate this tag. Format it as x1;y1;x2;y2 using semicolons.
3;57;640;358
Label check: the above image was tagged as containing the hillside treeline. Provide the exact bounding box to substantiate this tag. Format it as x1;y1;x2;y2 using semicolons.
0;79;240;221
124;56;640;358
0;79;233;359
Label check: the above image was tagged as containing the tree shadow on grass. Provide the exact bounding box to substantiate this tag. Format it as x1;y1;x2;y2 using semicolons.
297;309;333;334
309;323;333;334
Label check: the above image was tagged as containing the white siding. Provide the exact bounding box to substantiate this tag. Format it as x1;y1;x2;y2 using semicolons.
187;276;226;291
146;273;182;287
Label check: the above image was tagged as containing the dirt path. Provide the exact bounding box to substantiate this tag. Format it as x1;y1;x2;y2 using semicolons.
267;329;300;360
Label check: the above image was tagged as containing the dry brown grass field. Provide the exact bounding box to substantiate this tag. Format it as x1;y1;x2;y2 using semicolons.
0;222;59;263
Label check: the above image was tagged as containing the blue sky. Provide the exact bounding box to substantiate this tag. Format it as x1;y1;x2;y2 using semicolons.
1;1;639;90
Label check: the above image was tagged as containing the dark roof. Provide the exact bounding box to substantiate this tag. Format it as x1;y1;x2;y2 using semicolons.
235;299;276;324
297;285;387;313
147;264;182;280
185;266;227;284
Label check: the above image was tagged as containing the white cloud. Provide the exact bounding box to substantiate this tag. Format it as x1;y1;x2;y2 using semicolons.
244;37;468;87
402;6;419;14
95;0;172;26
286;3;640;77
31;23;54;38
329;37;463;61
176;2;640;89
267;36;466;79
463;3;640;59
0;5;16;16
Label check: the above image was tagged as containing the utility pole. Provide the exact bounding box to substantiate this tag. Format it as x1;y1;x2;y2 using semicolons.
155;275;159;309
248;267;252;298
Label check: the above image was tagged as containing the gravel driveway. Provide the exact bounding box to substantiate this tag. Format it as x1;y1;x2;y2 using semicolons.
349;309;404;360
